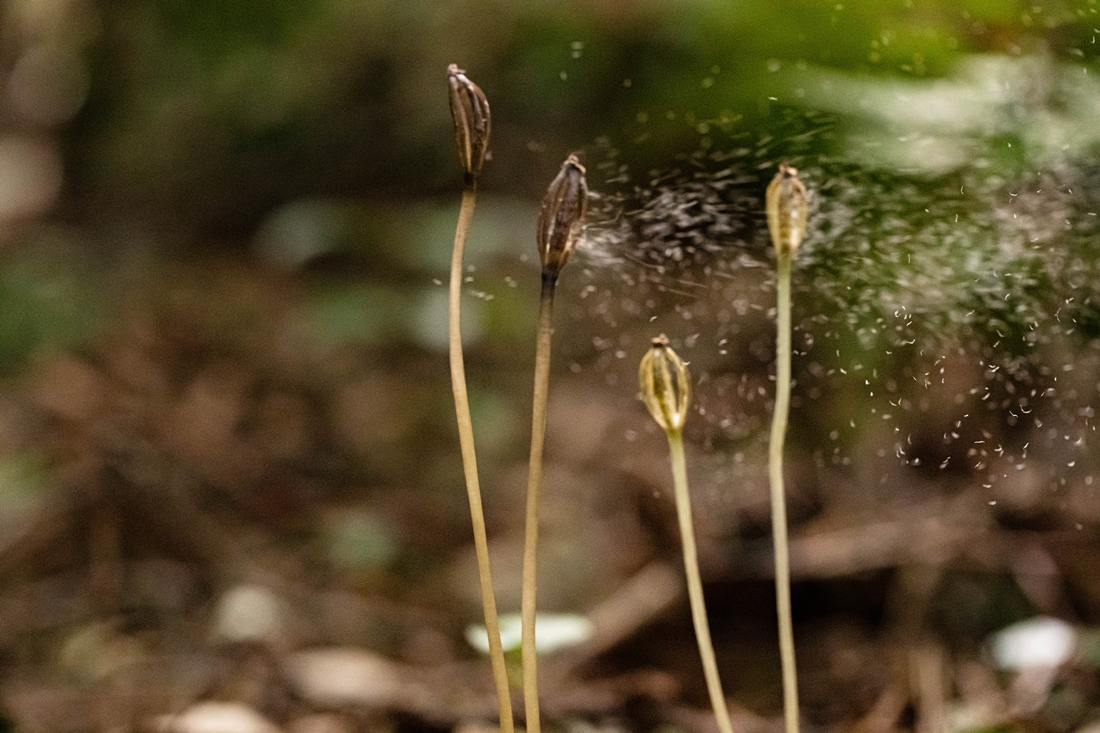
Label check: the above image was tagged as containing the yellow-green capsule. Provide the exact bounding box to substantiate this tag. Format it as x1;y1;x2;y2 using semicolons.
639;334;691;433
766;163;808;256
447;64;491;182
537;154;588;279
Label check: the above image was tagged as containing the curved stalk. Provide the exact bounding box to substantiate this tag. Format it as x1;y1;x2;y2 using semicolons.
450;184;515;733
769;251;800;733
519;155;587;733
668;428;734;733
520;274;557;733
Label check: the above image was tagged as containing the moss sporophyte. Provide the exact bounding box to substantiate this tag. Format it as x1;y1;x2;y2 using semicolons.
766;162;808;257
765;162;809;733
640;336;734;733
445;64;514;733
447;64;491;185
536;154;588;280
521;154;588;733
446;64;806;733
639;334;691;434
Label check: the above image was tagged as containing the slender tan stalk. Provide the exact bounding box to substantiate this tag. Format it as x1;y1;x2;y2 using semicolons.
520;275;556;733
521;155;587;733
769;251;799;733
765;163;808;733
446;64;513;733
449;185;514;733
641;335;732;733
668;429;735;733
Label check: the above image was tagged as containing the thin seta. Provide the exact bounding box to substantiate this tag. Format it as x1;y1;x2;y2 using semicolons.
765;162;809;733
639;335;735;733
445;63;514;733
521;153;588;733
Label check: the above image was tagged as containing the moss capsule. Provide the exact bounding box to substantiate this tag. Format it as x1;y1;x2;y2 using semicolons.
639;334;692;433
447;64;491;182
537;154;588;279
766;163;808;256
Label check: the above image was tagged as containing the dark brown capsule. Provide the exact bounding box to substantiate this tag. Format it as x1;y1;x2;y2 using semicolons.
447;64;491;182
537;154;588;279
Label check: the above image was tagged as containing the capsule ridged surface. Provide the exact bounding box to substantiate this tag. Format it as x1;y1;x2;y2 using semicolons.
537;154;588;278
639;334;692;433
447;64;491;180
766;163;808;256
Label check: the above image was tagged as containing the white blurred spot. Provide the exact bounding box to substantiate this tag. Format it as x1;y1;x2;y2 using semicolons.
990;616;1076;670
287;647;404;708
466;612;593;654
155;702;280;733
212;584;285;644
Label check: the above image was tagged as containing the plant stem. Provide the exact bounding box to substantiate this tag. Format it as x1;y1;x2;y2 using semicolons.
769;251;800;733
521;274;556;733
449;184;514;733
667;428;734;733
